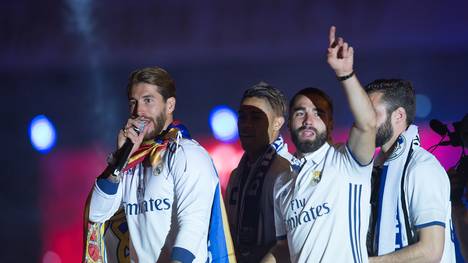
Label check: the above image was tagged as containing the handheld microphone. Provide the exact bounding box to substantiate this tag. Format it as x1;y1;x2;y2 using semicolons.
113;122;145;176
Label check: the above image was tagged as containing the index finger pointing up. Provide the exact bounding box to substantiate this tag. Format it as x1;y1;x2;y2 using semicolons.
329;26;336;47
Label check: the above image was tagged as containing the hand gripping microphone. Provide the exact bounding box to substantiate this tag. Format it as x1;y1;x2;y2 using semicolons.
113;122;146;176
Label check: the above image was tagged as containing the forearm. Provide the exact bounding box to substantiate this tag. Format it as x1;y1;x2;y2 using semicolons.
340;74;376;131
261;242;290;263
88;166;122;223
369;239;442;263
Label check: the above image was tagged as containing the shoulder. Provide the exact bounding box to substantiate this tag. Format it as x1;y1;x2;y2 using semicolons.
168;138;211;162
270;154;292;174
407;147;449;183
408;147;446;174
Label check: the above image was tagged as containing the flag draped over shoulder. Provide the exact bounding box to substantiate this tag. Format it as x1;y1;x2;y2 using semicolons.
207;182;237;263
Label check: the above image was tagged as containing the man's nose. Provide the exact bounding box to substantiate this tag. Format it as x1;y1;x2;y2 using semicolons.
303;113;314;126
132;102;144;117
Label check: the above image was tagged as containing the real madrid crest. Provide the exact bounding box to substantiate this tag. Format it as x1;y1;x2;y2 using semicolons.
311;170;322;184
153;163;163;176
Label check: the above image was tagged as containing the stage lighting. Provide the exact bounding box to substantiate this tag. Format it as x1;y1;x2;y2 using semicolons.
209;105;238;142
30;114;56;153
415;94;432;118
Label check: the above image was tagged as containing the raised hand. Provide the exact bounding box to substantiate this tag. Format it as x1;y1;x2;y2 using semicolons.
327;26;354;77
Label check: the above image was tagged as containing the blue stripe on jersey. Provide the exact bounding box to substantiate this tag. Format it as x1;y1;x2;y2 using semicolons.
353;184;360;263
276;235;287;240
346;143;373;167
357;184;363;263
375;165;389;252
96;178;119;195
395;206;403;250
171;246;195;263
415;221;446;229
349;183;364;263
349;183;358;263
348;184;356;262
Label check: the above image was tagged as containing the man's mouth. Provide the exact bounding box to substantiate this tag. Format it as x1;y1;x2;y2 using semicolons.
299;127;317;138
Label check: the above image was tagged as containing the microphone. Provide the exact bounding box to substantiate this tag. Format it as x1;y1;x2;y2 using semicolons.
113;122;145;176
429;119;448;136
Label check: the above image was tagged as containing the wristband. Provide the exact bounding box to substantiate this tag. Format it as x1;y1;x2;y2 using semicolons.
337;71;355;81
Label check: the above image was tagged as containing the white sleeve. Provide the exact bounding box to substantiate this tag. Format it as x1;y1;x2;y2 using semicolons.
273;175;287;239
88;178;123;223
407;156;450;228
171;143;218;256
334;144;374;182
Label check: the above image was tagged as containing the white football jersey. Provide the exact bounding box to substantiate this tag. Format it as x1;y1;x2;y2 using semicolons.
89;139;218;263
274;143;373;263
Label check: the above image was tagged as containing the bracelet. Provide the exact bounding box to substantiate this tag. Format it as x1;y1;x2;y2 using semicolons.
337;71;355;81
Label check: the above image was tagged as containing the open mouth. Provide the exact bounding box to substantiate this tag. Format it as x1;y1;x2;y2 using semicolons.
300;128;316;138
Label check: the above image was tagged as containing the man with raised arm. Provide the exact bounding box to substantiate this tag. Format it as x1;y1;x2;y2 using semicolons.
261;26;376;263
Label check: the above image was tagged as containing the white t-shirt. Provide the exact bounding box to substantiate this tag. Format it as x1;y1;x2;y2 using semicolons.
89;139;218;263
398;146;456;262
274;143;373;263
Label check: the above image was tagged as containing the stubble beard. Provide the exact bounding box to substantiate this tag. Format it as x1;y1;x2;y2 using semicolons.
375;116;393;147
144;111;167;140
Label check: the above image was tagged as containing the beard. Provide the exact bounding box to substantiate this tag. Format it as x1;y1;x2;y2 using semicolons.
290;126;327;154
144;111;167;140
375;116;393;147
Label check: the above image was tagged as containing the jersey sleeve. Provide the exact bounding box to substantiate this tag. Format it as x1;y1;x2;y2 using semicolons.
273;174;288;240
169;142;218;262
406;155;450;229
88;177;124;223
333;144;374;182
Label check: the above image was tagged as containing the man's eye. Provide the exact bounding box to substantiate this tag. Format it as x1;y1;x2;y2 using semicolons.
144;98;152;104
295;111;304;117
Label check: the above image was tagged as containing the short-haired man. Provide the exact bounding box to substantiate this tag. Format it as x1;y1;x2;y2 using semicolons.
87;67;218;262
226;82;292;262
262;26;376;262
366;79;456;262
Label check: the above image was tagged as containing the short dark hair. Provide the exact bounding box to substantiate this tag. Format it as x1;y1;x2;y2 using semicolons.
365;79;415;126
241;81;287;118
290;87;334;143
127;67;176;101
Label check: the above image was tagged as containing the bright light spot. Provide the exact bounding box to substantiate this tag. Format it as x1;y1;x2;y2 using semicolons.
209;144;243;187
209;106;238;142
30;115;56;153
42;250;61;263
415;94;432;118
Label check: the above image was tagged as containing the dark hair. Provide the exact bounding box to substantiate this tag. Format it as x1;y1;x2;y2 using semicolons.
241;81;287;118
127;67;176;101
365;79;415;126
290;87;334;142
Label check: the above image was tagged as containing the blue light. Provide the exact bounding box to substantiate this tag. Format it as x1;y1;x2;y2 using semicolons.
29;115;56;153
415;94;432;118
209;106;238;142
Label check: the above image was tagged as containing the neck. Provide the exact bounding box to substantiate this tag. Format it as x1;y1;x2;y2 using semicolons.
246;145;269;164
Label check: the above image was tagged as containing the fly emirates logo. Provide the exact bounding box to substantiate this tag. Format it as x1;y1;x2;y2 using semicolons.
123;198;171;215
285;198;330;231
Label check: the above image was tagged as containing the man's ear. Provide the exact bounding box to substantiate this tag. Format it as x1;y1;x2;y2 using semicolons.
392;106;407;126
166;97;176;114
273;116;285;132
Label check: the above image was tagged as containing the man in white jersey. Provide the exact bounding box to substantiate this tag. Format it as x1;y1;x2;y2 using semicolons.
365;79;456;262
261;26;377;263
225;82;292;262
88;67;218;263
